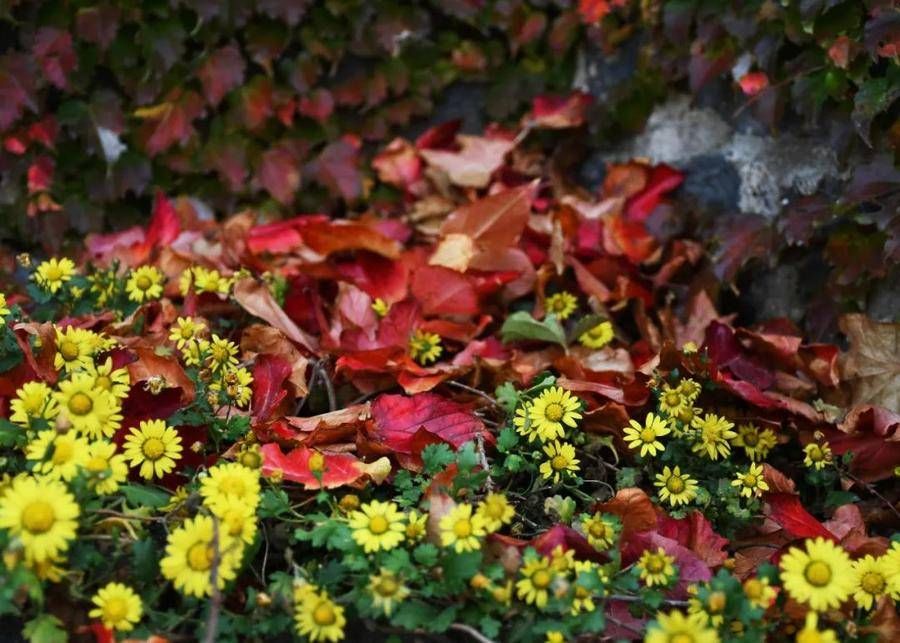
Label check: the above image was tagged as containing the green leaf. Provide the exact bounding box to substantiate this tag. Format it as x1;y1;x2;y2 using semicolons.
496;427;519;453
494;381;519;413
500;311;567;347
23;615;67;643
120;484;170;509
422;443;455;475
413;543;439;567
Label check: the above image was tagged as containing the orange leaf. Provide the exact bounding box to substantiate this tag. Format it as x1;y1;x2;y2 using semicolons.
233;278;318;355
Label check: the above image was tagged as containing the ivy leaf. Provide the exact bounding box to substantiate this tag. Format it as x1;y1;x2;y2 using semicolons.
198;44;246;107
852;73;900;147
500;311;567;347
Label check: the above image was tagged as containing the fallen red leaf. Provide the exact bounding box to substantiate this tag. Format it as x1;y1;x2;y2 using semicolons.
260;443;390;489
764;493;835;541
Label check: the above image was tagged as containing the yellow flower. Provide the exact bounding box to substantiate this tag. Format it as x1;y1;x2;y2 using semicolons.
581;513;617;551
731;463;769;498
638;547;676;587
676;378;701;403
123;419;183;480
579;321;614;348
545;291;577;320
160;514;240;598
571;559;602;614
645;609;719;643
885;542;900;596
803;442;833;470
54;326;95;372
779;537;855;611
851;554;897;610
0;293;10;324
405;510;427;543
688;590;727;627
408;329;442;365
10;381;59;428
88;582;143;632
731;424;777;461
549;545;576;574
85;358;131;400
371;298;390;317
83;440;129;495
25;430;89;481
476;492;515;532
169;316;207;349
513;402;541;442
516;555;556;608
0;475;79;563
208;495;258;545
294;589;346;642
181;339;207;366
125;265;164;303
623;413;671;457
348;500;406;553
795;612;838;643
200;462;261;512
546;632;564;643
658;384;687;418
206;334;239;372
528;387;582;440
742;576;777;610
210;366;254;408
439;502;487;553
690;413;737;460
33;257;76;293
54;372;122;439
27;553;67;582
655;466;699;507
539;440;580;483
194;266;232;295
368;568;410;616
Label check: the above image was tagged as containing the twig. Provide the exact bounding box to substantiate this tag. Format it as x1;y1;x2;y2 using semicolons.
317;359;337;412
733;65;824;117
447;380;500;407
95;509;165;522
474;433;495;491
843;469;900;522
605;614;644;637
449;623;497;643
202;517;223;643
607;594;689;607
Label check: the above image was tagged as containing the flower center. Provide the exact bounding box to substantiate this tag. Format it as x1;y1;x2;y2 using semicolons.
666;476;685;494
181;326;195;339
94;375;112;391
51;440;74;464
743;431;759;446
646;556;665;573
453;519;472;538
671;635;694;643
531;570;552;589
86;455;108;473
743;579;762;599
59;340;80;360
551;455;569;470
103;597;129;623
219;476;246;496
807;446;823;461
375;578;399;597
544;403;564;422
640;428;656;443
223;511;245;537
312;602;336;626
804;561;832;587
186;542;214;571
743;474;758;487
588;522;607;538
141;438;166;460
22;501;55;534
664;392;680;406
44;265;63;281
135;275;152;291
67;392;93;416
368;515;389;535
707;591;726;613
860;571;885;594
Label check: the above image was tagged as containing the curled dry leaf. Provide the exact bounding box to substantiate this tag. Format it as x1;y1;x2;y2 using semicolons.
840;313;900;412
233;277;318;354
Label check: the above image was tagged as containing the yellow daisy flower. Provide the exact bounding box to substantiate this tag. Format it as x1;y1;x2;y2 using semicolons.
160;514;240;598
408;329;442;365
795;612;838;643
405;510;427;543
549;544;576;574
528;386;582;440
885;542;900;596
168;316;206;349
122;419;183;480
208;495;258;545
209;366;254;408
655;466;699;507
676;378;702;403
83;440;129;495
690;413;737;460
545;632;564;643
368;568;410;616
731;424;777;461
9;381;59;428
638;547;676;587
25;430;89;481
54;326;95;372
475;492;515;532
851;554;896;610
645;609;719;643
803;442;833;470
539;440;580;483
513;402;542;442
657;384;688;418
200;462;261;512
27;553;67;582
742;576;777;610
194;267;232;295
348;500;406;553
85;358;131;400
731;463;769;498
206;334;239;373
623;413;671;457
33;257;76;293
571;559;603;615
779;537;855;611
516;555;557;608
581;512;618;551
490;580;513;606
181;338;207;366
125;265;164;303
88;582;143;632
688;589;729;627
0;475;80;563
294;589;346;642
54;372;122;438
579;321;614;349
545;291;577;320
439;502;487;553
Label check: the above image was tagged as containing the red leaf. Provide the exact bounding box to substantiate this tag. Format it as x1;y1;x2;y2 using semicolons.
145;191;180;250
593;487;657;538
0;53;37;130
656;511;729;568
136;89;205;156
33;28;77;90
257;143;302;204
198;44;246;107
625;164;684;222
310;138;362;201
298;88;335;123
578;0;612;23
368;392;492;455
75;6;121;50
261;444;389;489
532;524;605;562
372;138;422;190
252;354;292;422
420;135;514;188
27;156;53;193
765;493;835;540
233;277;319;354
530;91;593;128
410;266;479;316
126;346;195;405
440;183;535;248
239;76;274;129
826;405;900;482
